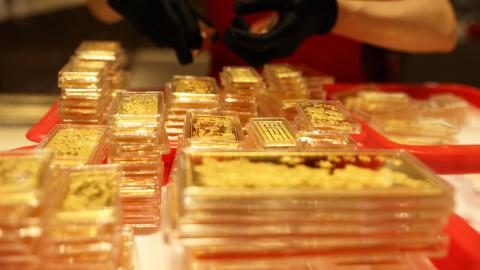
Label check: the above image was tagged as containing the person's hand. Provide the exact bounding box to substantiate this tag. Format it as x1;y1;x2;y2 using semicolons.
224;0;338;67
108;0;204;65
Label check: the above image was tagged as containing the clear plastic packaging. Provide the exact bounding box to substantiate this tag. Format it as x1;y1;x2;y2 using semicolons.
44;165;122;225
246;117;297;149
177;150;452;200
295;100;361;135
169;76;219;102
179;233;449;259
0;150;53;211
183;111;244;149
74;40;127;66
186;253;437;270
37;124;106;167
106;90;165;122
220;66;265;95
58;60;107;89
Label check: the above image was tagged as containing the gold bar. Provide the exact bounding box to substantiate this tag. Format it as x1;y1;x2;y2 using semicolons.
55;165;120;223
119;94;159;115
223;66;262;84
247;118;296;148
185;112;243;149
296;100;360;134
183;151;450;197
0;150;52;206
40;125;106;167
172;76;217;95
264;64;301;79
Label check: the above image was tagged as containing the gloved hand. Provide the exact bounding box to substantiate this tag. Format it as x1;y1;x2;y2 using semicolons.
108;0;204;65
224;0;338;67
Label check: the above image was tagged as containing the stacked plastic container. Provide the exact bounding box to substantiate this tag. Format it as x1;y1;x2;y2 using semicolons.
0;150;52;270
73;41;129;92
40;165;128;270
58;59;111;124
294;100;360;149
58;41;128;125
165;76;220;145
106;90;169;233
164;150;453;270
219;66;265;125
259;64;314;121
342;90;469;145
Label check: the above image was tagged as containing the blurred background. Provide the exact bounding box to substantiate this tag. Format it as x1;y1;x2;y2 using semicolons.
0;0;479;149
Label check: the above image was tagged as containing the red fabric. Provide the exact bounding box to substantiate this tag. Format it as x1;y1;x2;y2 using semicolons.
205;0;365;82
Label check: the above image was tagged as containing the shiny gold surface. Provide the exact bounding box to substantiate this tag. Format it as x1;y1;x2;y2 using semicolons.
264;64;300;79
44;126;104;166
119;95;159;115
249;118;296;148
173;76;216;95
61;170;116;211
0;156;43;193
297;101;358;133
190;115;239;142
184;151;447;196
224;67;262;84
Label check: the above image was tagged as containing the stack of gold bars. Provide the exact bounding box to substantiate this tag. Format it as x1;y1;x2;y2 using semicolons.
182;111;245;150
0;150;139;270
58;59;111;124
73;41;129;91
38;124;107;167
338;90;470;145
165;76;220;144
164;150;453;270
40;165;136;270
219;66;265;125
58;41;128;125
106;90;169;233
259;64;311;120
0;150;52;270
294;100;360;149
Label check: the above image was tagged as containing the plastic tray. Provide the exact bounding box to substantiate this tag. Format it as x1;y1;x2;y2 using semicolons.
325;83;480;174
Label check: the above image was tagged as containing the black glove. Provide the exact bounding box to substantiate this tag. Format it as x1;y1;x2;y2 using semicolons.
224;0;338;67
108;0;203;65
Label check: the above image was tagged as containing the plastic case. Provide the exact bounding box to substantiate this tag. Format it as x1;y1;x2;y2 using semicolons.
37;124;106;167
105;90;167;233
0;150;54;270
74;40;127;67
40;164;124;270
327;83;480;174
58;59;107;89
106;90;165;122
186;253;437;270
163;149;452;262
182;111;244;150
177;150;452;199
295;100;361;135
263;64;309;99
220;66;265;95
168;76;219;104
246;117;297;149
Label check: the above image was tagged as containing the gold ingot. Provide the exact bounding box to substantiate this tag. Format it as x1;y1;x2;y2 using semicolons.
223;66;262;84
119;94;159;115
188;114;240;145
42;125;105;167
172;76;217;95
248;118;296;148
